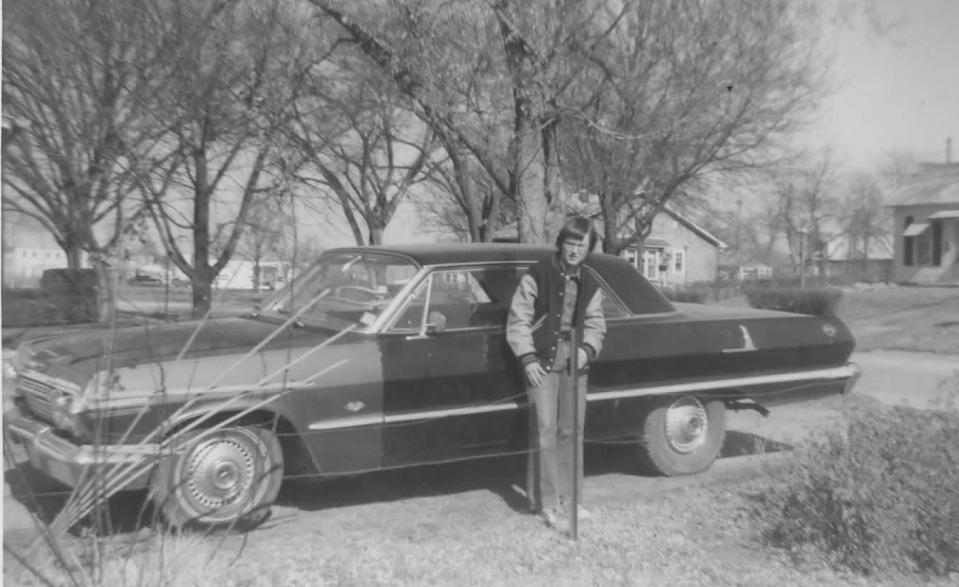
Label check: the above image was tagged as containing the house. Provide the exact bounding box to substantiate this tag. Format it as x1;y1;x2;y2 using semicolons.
618;206;726;285
822;235;894;283
1;227;89;288
492;205;726;285
887;162;959;285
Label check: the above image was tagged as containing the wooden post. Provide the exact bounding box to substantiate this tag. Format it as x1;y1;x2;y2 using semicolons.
569;326;580;541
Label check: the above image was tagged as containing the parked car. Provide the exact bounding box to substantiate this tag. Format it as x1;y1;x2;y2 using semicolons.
126;273;165;287
5;244;860;530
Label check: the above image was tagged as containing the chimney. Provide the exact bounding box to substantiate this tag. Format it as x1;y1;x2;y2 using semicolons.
948;137;953;164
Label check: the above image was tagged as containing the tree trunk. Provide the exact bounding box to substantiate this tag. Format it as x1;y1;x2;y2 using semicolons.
66;242;84;269
515;117;549;244
541;111;566;243
192;264;213;318
193;191;212;317
93;258;115;323
369;226;384;245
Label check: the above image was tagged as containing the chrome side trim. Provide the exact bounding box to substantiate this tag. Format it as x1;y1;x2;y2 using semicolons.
308;415;383;431
385;402;520;424
89;381;318;411
588;364;858;402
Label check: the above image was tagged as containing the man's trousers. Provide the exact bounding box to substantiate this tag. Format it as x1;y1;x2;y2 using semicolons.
526;340;587;513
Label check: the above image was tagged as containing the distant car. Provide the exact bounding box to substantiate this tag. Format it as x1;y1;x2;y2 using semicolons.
5;244;861;530
126;274;165;286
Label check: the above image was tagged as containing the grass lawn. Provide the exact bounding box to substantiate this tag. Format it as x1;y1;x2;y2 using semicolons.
835;286;959;354
714;285;958;355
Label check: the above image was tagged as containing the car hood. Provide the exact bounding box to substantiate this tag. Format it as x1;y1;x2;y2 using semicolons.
18;315;334;375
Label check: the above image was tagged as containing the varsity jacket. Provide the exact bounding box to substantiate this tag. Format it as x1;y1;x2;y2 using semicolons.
506;254;606;371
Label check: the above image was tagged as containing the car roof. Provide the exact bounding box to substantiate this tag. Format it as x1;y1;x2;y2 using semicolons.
324;243;557;266
322;243;676;315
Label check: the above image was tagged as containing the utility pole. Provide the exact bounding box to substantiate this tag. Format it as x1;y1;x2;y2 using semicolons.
798;228;808;289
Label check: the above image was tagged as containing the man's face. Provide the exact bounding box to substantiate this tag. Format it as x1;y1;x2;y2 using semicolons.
561;237;589;268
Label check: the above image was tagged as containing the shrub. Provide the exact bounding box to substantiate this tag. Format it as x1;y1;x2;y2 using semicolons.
659;286;709;303
659;280;742;304
752;397;959;577
743;286;842;317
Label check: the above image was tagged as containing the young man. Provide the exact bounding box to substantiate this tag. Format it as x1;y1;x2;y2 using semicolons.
506;216;606;531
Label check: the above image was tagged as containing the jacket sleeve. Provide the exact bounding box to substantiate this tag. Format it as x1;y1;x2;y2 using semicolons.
506;274;539;366
581;288;606;361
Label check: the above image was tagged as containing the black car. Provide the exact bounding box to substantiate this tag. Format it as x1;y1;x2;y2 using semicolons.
5;244;860;530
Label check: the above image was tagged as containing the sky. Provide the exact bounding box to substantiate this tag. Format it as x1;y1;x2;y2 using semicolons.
809;0;959;170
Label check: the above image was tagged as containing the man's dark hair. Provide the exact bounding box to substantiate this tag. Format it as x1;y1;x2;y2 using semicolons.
555;216;598;252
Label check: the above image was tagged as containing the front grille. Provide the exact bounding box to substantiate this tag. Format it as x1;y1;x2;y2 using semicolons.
17;373;73;424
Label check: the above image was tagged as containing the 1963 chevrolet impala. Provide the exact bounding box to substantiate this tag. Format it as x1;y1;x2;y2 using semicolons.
5;244;861;529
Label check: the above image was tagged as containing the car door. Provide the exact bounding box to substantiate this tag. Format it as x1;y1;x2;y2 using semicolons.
378;264;528;467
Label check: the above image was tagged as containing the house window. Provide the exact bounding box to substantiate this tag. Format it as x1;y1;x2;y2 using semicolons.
641;248;663;282
673;250;685;273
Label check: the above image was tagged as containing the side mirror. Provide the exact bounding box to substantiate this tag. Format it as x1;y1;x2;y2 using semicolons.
426;310;447;334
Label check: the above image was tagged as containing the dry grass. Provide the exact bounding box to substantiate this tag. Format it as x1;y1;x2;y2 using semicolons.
836;286;959;354
10;476;953;587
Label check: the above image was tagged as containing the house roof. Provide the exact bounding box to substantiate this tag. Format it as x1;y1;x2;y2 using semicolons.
888;165;959;207
660;206;727;249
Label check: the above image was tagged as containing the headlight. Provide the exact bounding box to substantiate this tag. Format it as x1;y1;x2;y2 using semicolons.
3;358;18;380
52;393;76;430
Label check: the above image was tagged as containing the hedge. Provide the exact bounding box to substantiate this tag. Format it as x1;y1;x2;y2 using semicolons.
743;286;842;317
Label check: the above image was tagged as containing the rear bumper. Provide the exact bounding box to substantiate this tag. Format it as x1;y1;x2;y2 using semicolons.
4;408;158;490
841;362;863;395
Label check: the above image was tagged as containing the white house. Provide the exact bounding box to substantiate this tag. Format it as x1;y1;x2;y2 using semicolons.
887;162;959;285
492;204;726;285
2;228;89;288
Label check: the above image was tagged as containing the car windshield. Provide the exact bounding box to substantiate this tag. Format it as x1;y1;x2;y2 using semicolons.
262;252;419;329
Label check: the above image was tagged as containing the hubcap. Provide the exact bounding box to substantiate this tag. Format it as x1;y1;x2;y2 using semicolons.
183;434;257;511
664;396;708;454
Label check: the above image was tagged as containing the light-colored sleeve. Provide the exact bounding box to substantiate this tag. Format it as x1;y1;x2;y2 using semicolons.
581;288;606;361
506;274;539;365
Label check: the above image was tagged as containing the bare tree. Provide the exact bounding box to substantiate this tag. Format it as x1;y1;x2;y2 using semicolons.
289;65;439;245
305;0;629;244
772;150;842;275
2;0;174;318
878;149;918;189
417;137;507;242
839;172;891;266
138;0;323;317
561;0;828;255
237;189;295;291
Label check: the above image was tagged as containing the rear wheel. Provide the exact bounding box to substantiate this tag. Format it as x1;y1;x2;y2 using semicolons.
151;425;283;531
637;395;726;476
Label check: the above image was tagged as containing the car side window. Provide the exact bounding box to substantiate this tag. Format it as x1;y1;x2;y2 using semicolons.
598;286;629;319
392;279;430;331
389;265;529;332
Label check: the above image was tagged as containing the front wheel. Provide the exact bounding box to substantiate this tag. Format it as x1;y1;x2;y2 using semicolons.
637;395;726;476
151;425;284;531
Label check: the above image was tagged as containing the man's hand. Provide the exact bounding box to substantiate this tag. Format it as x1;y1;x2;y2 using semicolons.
524;361;547;388
577;347;589;369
